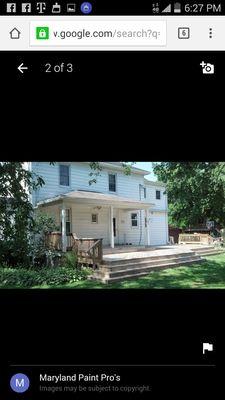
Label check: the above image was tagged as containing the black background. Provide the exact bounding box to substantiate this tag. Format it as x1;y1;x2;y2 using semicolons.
0;50;223;160
0;0;224;15
0;42;224;398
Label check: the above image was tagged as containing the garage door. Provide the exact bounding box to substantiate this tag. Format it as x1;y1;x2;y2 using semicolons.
149;212;167;245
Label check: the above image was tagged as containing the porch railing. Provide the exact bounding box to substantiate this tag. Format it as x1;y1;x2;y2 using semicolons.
45;233;103;265
178;233;213;245
72;237;103;266
45;232;73;251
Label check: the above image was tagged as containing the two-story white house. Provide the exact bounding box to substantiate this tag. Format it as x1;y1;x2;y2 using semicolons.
27;162;169;251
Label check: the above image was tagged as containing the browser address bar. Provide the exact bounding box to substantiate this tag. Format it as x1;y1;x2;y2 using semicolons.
30;21;167;47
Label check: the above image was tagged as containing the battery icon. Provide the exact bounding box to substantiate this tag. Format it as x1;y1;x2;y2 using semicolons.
174;2;181;13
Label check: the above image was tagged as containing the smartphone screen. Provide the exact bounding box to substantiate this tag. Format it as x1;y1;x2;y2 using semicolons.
0;1;223;398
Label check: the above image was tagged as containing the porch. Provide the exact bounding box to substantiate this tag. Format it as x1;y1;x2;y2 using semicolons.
45;233;156;265
37;190;154;252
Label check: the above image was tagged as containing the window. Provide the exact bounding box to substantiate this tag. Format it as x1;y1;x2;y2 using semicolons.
156;190;161;200
66;209;71;234
144;187;147;198
109;174;116;192
61;209;71;234
92;213;98;223
59;164;70;186
131;213;138;227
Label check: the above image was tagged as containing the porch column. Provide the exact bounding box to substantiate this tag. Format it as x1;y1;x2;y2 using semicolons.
110;206;114;248
61;206;67;252
145;209;150;246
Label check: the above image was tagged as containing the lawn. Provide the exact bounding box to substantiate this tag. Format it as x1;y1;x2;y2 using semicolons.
32;253;225;289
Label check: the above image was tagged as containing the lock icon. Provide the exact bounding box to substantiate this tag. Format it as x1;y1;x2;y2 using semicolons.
36;27;49;40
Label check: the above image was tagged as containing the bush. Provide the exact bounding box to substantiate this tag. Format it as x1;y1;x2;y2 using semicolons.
61;251;78;269
0;265;92;288
29;212;60;267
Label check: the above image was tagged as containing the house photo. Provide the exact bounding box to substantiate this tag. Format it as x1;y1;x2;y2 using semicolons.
1;161;225;288
27;162;169;251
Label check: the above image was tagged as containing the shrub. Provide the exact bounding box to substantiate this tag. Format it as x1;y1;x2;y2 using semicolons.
61;251;78;269
0;265;92;288
29;212;60;267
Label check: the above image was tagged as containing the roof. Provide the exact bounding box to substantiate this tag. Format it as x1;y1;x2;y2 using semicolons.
37;190;154;210
144;178;166;187
99;162;150;175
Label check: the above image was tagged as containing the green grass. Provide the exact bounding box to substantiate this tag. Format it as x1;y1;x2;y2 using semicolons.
31;253;225;289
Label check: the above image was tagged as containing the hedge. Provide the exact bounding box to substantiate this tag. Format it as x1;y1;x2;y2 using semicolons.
0;265;92;288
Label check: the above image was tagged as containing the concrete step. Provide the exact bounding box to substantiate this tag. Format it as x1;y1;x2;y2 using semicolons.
92;256;203;283
106;257;203;279
101;255;202;272
103;251;196;267
100;258;204;283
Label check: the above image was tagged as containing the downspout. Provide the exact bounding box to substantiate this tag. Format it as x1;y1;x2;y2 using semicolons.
165;188;169;244
139;184;143;246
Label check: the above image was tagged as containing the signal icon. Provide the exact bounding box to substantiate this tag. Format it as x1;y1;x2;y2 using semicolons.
162;4;171;13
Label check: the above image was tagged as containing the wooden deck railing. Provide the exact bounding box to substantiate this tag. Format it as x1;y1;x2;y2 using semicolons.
72;237;103;266
45;233;103;266
179;233;213;245
45;232;73;251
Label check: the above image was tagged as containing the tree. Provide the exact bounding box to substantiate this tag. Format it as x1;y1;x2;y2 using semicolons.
0;161;148;266
0;162;45;265
88;162;136;184
153;162;225;229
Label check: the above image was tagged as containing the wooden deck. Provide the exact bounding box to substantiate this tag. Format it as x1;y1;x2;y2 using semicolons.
45;233;224;281
102;245;157;255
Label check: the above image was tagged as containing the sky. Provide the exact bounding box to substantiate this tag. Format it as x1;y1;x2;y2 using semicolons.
134;162;156;181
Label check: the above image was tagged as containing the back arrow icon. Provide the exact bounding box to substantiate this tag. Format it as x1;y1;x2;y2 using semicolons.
18;63;28;74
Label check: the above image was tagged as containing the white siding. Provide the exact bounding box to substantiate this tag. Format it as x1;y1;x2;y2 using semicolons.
31;162;169;247
118;210;146;246
72;204;110;245
145;185;167;211
38;204;149;246
31;162;145;205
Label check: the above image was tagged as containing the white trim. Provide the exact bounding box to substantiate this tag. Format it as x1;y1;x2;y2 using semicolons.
99;162;149;175
110;206;114;248
145;209;150;245
131;212;139;229
61;206;67;252
144;178;166;187
37;191;154;209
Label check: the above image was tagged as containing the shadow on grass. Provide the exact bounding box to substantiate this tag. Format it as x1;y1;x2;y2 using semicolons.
107;255;225;289
1;254;225;289
42;254;225;289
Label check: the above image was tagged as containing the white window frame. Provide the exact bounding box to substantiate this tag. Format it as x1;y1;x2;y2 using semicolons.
60;208;72;234
131;212;139;229
108;172;117;193
59;163;71;187
91;213;98;224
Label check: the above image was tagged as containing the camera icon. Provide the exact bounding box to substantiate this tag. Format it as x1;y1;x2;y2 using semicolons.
200;61;215;74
